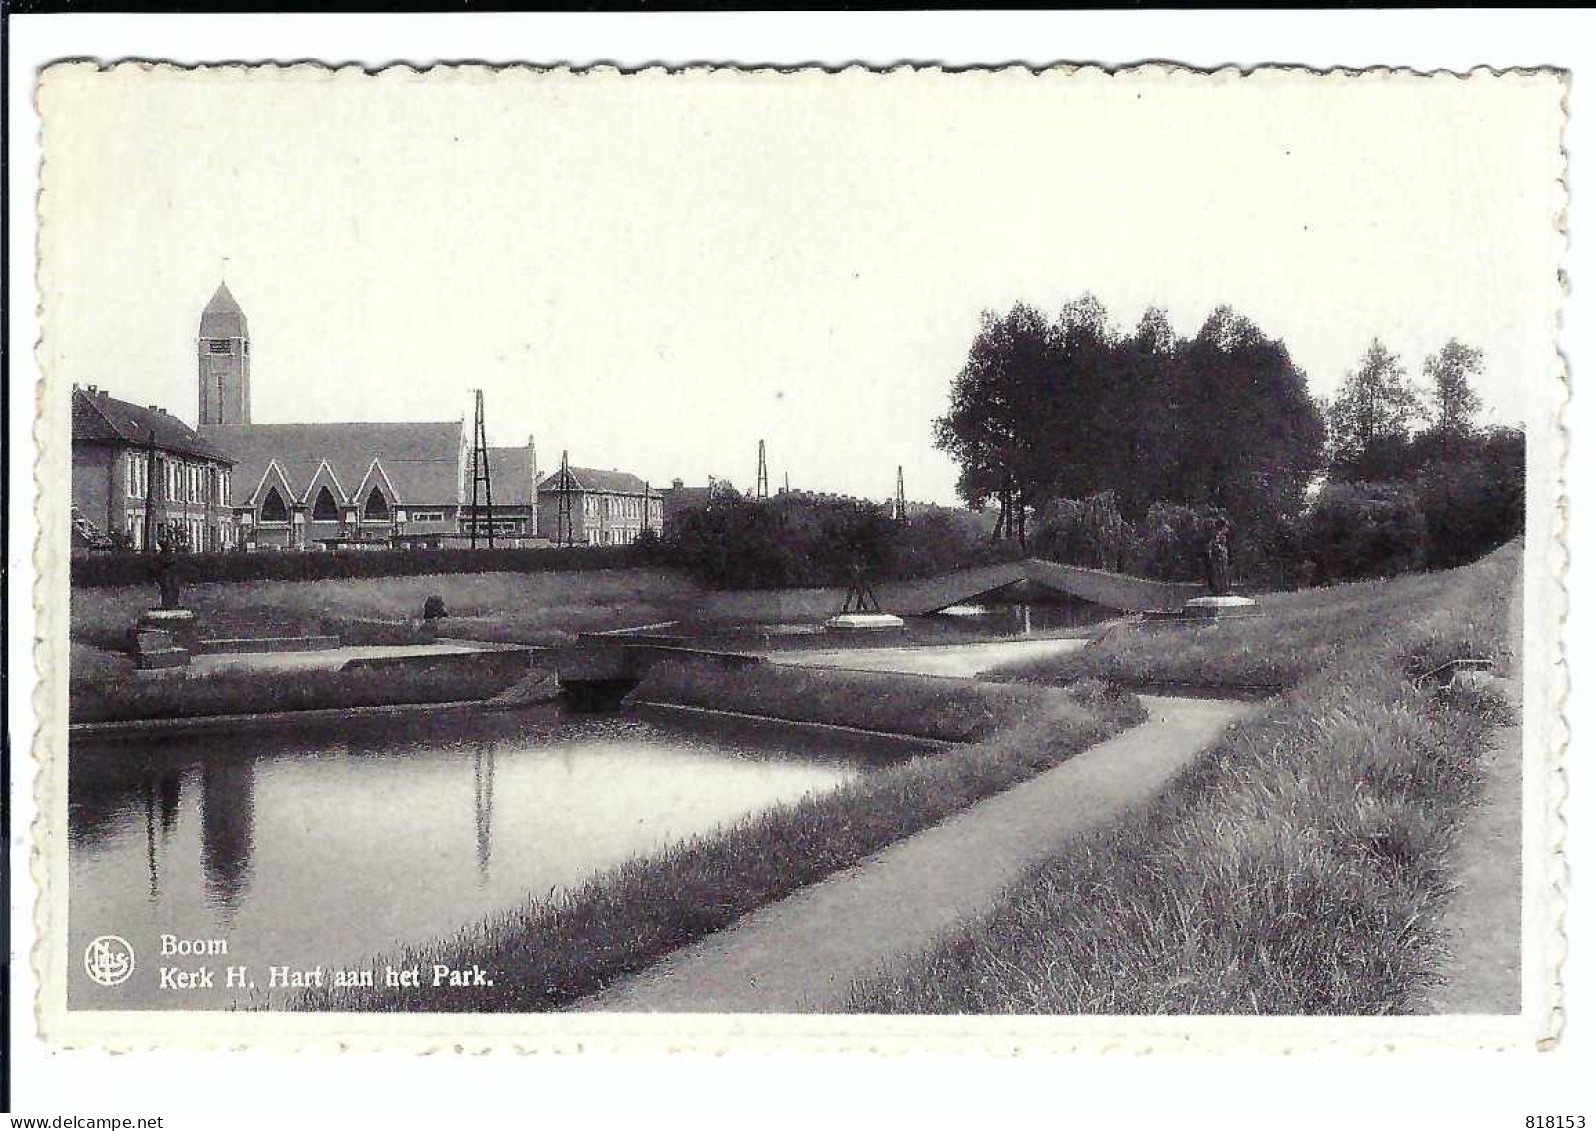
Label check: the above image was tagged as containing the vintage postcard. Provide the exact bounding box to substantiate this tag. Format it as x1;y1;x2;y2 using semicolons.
32;61;1565;1051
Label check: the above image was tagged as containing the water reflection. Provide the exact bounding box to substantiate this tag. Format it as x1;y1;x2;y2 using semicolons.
940;593;1116;635
199;758;255;923
472;743;494;880
69;704;921;1009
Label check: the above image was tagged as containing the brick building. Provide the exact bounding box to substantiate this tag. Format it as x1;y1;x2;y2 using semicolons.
197;282;251;427
192;283;540;548
71;384;237;552
537;467;662;546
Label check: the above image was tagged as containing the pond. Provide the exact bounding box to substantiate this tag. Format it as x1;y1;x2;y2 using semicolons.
68;705;924;1009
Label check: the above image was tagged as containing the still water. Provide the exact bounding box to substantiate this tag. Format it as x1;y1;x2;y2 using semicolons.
938;598;1112;635
69;705;919;1009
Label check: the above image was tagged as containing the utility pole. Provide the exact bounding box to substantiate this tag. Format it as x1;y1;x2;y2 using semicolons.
557;450;577;547
641;481;651;534
468;389;495;549
755;439;769;500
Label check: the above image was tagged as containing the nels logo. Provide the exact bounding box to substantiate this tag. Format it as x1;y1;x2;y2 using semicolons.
84;934;136;987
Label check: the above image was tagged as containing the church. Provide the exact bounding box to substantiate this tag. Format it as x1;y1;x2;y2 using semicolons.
194;283;542;549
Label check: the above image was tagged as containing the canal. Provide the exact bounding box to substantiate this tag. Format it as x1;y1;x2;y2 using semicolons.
69;704;926;1009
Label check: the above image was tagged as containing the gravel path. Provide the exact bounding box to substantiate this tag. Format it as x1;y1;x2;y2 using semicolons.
767;636;1089;679
577;694;1248;1013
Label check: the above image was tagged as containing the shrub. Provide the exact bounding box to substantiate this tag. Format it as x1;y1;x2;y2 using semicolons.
660;493;1010;590
1307;481;1427;581
71;544;641;589
1415;429;1526;569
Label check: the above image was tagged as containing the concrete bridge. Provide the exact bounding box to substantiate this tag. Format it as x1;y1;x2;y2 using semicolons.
537;636;765;710
878;559;1205;616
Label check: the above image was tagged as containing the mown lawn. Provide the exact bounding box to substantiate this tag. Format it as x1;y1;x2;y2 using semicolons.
70;653;532;724
635;661;1064;744
845;542;1521;1014
283;678;1146;1012
70;568;704;651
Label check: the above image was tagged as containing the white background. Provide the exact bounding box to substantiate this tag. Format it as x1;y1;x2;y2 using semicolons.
7;10;1592;1125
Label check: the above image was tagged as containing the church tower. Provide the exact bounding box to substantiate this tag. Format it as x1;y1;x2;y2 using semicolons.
197;282;250;426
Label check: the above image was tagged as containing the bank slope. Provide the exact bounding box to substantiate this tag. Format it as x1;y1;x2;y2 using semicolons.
845;543;1520;1014
287;676;1144;1012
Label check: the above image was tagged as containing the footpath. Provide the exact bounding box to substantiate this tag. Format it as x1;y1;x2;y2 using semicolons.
578;694;1247;1013
1425;571;1525;1014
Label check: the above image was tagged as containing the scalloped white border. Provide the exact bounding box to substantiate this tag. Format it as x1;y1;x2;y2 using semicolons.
28;59;1570;1054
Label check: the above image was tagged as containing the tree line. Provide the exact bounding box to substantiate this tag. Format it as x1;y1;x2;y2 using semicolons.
936;297;1524;585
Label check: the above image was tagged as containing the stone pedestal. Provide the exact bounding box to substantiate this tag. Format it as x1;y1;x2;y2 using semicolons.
130;607;199;669
825;612;906;632
1182;595;1261;621
137;607;200;643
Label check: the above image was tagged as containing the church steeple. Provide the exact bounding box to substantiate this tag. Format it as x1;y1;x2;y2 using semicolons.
197;281;250;426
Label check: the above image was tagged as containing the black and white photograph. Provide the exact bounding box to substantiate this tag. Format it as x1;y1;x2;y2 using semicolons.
7;15;1580;1118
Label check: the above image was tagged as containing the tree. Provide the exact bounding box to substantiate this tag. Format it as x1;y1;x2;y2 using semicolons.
1325;337;1425;480
1307;481;1426;581
1164;308;1324;585
937;298;1323;570
1414;424;1525;568
1033;491;1135;572
934;304;1050;547
934;299;1112;549
1421;339;1485;456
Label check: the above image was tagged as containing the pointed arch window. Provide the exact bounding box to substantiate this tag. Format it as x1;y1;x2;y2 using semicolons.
312;486;340;521
260;486;289;523
364;487;390;521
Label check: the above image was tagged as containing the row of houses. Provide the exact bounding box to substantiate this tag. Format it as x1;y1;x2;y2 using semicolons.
71;282;687;553
72;388;667;554
72;282;935;555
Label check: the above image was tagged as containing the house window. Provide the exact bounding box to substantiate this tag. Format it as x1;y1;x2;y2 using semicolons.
312;486;340;521
365;487;390;521
260;486;289;523
409;510;445;523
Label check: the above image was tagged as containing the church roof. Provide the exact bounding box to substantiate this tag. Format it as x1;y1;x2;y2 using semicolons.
483;447;539;506
72;386;235;464
201;421;464;506
537;466;656;496
199;282;248;339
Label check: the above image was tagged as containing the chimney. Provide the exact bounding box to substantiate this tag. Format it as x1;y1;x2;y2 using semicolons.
86;384;97;395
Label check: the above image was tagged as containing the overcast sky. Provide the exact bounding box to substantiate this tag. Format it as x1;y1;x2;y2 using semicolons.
40;65;1562;504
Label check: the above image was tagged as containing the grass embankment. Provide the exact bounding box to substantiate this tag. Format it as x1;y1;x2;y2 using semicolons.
636;661;1062;744
70;568;703;652
289;678;1146;1012
990;570;1466;692
845;543;1520;1014
70;653;529;725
